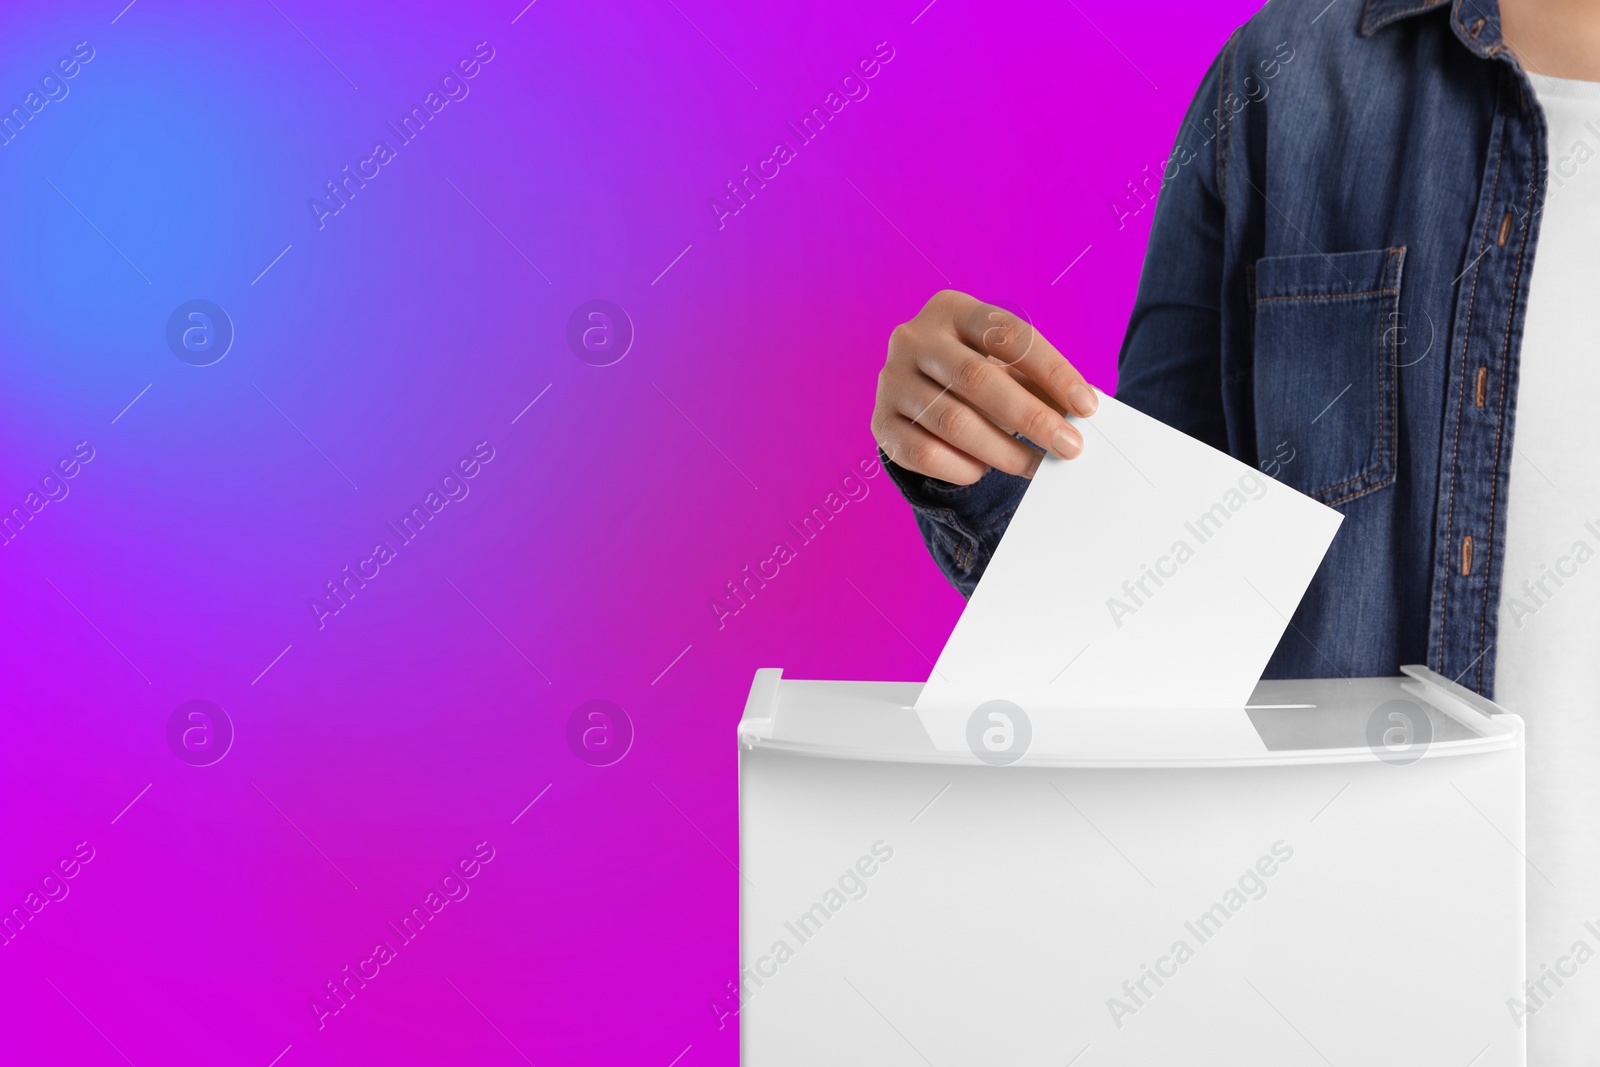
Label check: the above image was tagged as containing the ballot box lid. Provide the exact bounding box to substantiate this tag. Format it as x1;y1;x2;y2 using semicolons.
737;665;1522;768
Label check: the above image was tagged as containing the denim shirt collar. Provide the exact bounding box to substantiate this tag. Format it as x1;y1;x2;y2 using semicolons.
1361;0;1505;59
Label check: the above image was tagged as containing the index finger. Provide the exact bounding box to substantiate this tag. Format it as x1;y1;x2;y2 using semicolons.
951;297;1099;418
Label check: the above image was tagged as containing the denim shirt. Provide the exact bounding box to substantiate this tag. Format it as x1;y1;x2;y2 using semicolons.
886;0;1545;697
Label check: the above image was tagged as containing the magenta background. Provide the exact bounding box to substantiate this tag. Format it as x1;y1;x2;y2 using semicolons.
0;1;1258;1062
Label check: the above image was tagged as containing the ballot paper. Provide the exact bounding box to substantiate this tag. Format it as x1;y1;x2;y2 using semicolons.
915;392;1343;716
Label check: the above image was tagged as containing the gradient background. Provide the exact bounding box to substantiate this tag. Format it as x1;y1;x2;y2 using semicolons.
0;0;1259;1062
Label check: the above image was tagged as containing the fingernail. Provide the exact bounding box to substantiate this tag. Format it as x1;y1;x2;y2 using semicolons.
1051;424;1083;459
1068;383;1099;416
1023;452;1044;479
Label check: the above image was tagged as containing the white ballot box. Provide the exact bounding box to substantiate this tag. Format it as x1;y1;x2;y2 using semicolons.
738;665;1526;1066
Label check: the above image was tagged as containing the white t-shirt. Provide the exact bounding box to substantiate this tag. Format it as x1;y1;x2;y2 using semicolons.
1496;72;1600;1063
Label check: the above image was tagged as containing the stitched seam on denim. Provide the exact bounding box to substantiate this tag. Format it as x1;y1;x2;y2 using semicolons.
1255;288;1399;304
1473;77;1525;689
1440;89;1508;675
926;480;978;498
1325;469;1397;507
1381;247;1405;507
1477;138;1538;690
933;523;977;572
1318;466;1380;499
984;503;1021;540
924;506;979;573
1366;0;1451;35
1219;36;1236;200
1316;250;1408;506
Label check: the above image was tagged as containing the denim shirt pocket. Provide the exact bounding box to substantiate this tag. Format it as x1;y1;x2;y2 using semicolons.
1250;246;1405;506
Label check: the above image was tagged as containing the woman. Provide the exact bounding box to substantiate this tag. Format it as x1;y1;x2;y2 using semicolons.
870;0;1600;1057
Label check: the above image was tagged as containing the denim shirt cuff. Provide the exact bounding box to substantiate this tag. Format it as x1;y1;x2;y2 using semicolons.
880;448;1029;598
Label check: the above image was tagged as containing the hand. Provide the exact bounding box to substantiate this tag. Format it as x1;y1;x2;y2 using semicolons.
871;290;1099;485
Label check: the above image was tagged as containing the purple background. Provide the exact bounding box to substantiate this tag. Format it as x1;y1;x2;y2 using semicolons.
0;0;1257;1062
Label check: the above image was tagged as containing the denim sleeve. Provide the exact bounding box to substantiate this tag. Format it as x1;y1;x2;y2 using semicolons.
881;449;1029;598
1114;36;1235;451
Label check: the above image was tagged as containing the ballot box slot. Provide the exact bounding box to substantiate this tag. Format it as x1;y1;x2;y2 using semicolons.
741;667;1520;768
